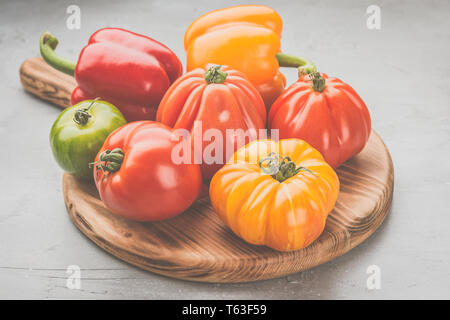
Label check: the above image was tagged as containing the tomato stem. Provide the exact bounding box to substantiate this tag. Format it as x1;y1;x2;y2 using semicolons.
90;148;124;177
307;72;326;92
259;152;313;182
204;65;228;84
73;98;100;126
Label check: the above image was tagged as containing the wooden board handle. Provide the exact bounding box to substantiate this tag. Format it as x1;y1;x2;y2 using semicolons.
19;57;76;108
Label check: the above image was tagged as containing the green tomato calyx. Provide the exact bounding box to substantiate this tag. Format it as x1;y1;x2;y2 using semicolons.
90;148;124;178
259;152;314;183
308;72;326;92
73;98;100;126
204;65;228;84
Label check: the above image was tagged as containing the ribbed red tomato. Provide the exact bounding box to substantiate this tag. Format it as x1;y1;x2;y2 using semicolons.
269;72;371;168
157;64;267;179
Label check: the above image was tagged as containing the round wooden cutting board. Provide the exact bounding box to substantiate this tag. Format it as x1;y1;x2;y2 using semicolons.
21;57;394;283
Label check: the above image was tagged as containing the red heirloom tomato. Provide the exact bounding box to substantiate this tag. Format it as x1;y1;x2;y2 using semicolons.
92;121;202;221
269;72;371;168
157;64;267;180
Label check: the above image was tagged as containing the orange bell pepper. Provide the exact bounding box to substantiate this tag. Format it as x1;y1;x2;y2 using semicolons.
184;5;316;109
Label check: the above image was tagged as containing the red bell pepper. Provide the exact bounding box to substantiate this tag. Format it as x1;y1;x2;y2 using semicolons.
40;28;183;121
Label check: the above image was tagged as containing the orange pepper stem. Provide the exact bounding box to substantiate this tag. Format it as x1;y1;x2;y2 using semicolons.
276;52;317;77
204;65;228;84
259;152;313;182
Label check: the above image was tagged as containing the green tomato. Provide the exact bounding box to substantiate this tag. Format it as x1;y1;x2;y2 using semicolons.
50;99;126;180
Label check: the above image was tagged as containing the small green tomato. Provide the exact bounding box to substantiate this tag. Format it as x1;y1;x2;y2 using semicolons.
49;99;126;180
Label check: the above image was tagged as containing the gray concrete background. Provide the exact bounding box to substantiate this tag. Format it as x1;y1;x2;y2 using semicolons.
0;0;449;299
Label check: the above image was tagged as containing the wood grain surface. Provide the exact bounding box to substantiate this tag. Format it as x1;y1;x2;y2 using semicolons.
20;57;76;108
21;57;394;283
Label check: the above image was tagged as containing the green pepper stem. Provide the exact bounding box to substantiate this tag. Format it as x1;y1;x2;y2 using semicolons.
204;65;228;84
90;148;124;177
259;152;314;182
275;52;317;76
40;32;76;76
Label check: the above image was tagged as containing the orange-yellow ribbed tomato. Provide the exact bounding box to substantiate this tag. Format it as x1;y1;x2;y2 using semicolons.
209;139;340;252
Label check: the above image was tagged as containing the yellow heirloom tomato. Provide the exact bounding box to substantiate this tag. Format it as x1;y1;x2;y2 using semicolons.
209;139;340;252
